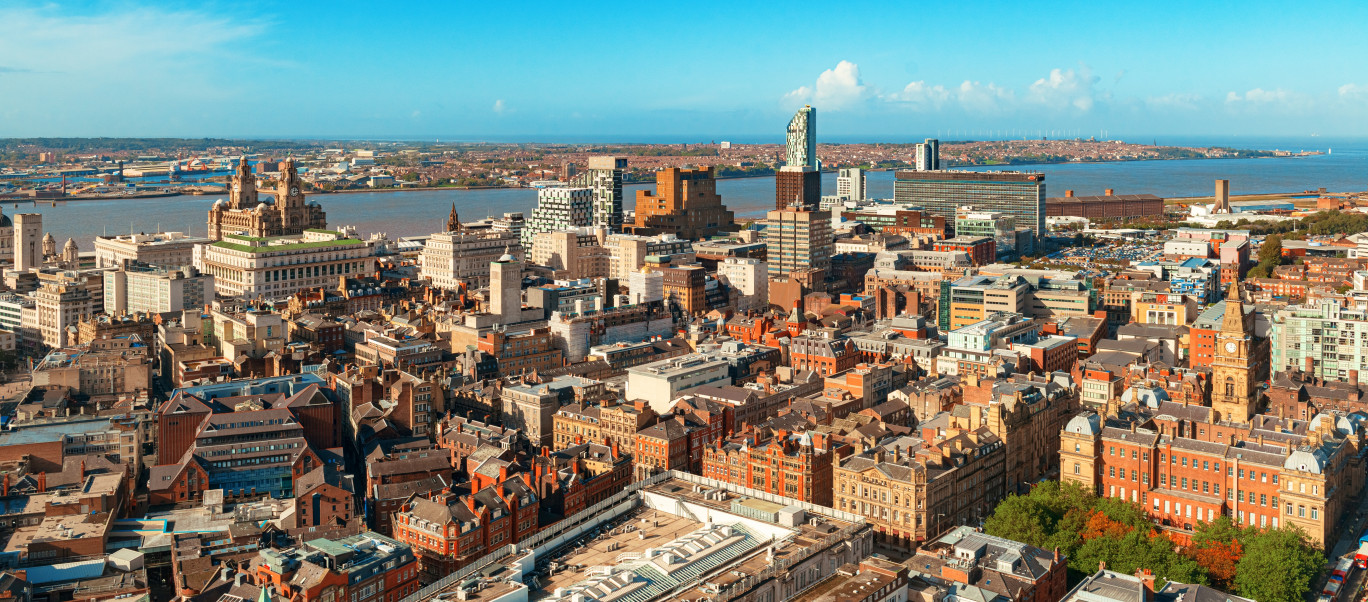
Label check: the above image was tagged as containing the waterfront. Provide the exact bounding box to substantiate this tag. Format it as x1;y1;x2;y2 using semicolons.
12;139;1366;249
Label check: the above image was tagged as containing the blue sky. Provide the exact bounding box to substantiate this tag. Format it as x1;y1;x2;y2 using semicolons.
1;1;1367;140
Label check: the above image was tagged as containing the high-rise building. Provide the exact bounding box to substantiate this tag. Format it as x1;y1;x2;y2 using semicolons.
764;205;833;287
718;257;768;313
786;105;817;168
836;167;865;201
778;105;821;210
894;170;1047;236
632;166;734;240
570;156;627;231
523;187;593;249
915;138;940;171
14;213;41;272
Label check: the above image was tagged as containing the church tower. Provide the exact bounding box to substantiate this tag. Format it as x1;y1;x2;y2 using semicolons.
1212;282;1259;423
447;204;464;233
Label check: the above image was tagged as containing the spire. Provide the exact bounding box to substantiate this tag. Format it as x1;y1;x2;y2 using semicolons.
447;203;463;232
1221;282;1247;335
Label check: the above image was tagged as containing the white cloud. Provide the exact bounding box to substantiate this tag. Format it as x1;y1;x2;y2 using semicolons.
1146;93;1204;110
956;80;1015;113
493;99;507;114
784;61;871;111
1225;87;1312;112
884;81;951;110
1339;84;1368;101
1026;68;1100;111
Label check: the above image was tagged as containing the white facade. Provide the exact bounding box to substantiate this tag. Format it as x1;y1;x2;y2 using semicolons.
836;167;865;201
718;257;768;313
194;230;375;298
1163;239;1210;257
103;264;214;314
419;229;522;289
627;269;664;305
14;213;41;272
523;187;593;250
92;231;211;269
626;354;732;414
33;282;95;349
604;233;695;281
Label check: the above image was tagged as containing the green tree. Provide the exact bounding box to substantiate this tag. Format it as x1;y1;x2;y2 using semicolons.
1233;528;1324;602
1258;235;1283;265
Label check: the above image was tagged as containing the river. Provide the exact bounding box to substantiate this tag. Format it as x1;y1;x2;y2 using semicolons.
11;137;1366;249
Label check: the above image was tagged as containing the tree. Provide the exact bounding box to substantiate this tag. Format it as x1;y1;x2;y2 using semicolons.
1258;235;1283;265
1233;528;1324;602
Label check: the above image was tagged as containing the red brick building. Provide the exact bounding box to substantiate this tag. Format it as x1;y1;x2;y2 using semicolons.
933;236;996;267
633;417;695;480
788;335;859;377
702;429;843;506
393;477;540;584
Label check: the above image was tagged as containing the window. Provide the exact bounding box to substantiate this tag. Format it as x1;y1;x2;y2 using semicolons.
1073;463;1080;475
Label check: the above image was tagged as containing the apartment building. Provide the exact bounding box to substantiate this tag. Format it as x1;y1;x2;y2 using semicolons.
103;263;214;314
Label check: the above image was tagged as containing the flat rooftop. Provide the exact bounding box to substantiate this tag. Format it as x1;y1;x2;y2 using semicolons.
0;418;116;446
530;508;703;601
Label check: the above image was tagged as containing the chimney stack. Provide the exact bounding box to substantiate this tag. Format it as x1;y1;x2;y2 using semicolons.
1104;188;1115;196
1065;190;1075;197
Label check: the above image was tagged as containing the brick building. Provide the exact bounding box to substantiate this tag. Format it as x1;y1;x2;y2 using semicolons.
702;429;842;506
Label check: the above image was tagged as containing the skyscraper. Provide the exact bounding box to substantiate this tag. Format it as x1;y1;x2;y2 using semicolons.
894;170;1046;236
570;156;627;231
836;167;865;201
785;105;817;169
777;105;821;210
915;138;940;171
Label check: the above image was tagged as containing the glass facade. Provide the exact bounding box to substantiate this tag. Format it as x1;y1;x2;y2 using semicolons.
894;171;1046;236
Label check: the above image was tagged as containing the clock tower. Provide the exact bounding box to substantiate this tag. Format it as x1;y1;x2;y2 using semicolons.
1211;282;1259;423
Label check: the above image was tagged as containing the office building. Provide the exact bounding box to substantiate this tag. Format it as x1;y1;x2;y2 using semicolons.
92;231;211;269
765;205;833;288
603;232;694;280
627;354;732;414
103;263;214;314
206;157;327;240
717;257;768;312
530;228;609;280
567;156;627;231
32;280;96;349
955;208;1033;260
835;420;1005;547
915;138;940;171
836;167;866;201
419;211;523;288
703;429;839;506
632;166;734;240
194;229;376;298
523;187;593;249
894;170;1047;235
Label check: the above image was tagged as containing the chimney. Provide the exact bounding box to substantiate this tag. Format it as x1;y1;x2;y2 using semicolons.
1065;190;1074;197
1305;356;1314;375
1105;188;1115;196
1352;370;1359;386
466;495;477;513
499;465;509;483
37;472;46;493
1135;569;1155;596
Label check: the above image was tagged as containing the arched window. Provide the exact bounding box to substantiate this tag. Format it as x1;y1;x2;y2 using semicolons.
1225;377;1234;397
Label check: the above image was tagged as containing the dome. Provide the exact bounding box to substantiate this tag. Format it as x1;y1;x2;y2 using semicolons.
63;238;77;250
212;199;225;209
0;211;11;228
42;232;54;243
1065;413;1101;435
1284;447;1327;474
497;253;517;263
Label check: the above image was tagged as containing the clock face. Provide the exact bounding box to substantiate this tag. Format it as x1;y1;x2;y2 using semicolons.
1225;341;1237;353
290;187;299;196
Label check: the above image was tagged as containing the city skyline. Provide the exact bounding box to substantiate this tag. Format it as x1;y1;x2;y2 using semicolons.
2;1;1367;139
